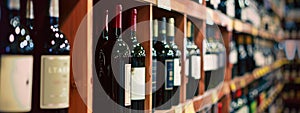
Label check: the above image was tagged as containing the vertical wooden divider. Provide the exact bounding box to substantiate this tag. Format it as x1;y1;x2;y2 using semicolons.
177;14;187;104
60;0;92;112
219;26;232;113
194;20;206;96
136;4;152;113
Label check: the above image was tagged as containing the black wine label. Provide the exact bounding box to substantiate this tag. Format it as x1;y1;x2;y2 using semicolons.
40;55;70;109
165;59;174;90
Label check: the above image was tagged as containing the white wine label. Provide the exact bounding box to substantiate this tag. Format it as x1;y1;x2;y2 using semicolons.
229;49;238;64
226;0;235;17
173;58;181;86
203;54;218;71
0;55;33;112
219;52;225;68
131;67;145;100
124;64;131;105
152;59;157;92
191;56;201;79
254;51;264;66
185;58;189;76
40;55;70;109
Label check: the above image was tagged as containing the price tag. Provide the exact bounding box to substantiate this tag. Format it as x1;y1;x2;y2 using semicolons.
211;91;218;103
252;27;258;36
184;101;195;113
240;79;246;87
157;0;171;11
230;82;236;91
175;105;183;113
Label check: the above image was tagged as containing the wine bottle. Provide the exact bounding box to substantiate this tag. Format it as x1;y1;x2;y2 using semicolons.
110;5;132;113
229;36;238;79
0;0;34;112
218;0;226;14
40;0;70;111
152;19;158;111
154;17;174;110
126;9;146;111
186;21;201;98
245;35;254;73
235;0;245;20
237;34;247;76
95;9;114;99
167;18;181;106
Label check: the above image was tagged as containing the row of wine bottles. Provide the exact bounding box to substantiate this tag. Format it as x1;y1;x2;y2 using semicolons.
230;32;277;79
0;0;70;112
229;69;280;113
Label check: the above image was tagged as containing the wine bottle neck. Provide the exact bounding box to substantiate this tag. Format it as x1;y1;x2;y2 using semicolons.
26;0;34;19
50;17;59;27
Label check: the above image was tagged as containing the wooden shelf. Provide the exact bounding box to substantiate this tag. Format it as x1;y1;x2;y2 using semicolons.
257;83;284;113
152;58;287;113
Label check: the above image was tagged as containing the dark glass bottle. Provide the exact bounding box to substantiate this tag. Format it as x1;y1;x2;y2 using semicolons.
245;35;255;73
167;18;181;106
229;36;238;79
126;9;146;111
186;21;201;99
95;10;113;99
39;0;70;112
0;0;34;112
152;19;158;111
110;5;132;113
154;17;174;110
218;0;227;14
235;0;245;20
237;34;247;76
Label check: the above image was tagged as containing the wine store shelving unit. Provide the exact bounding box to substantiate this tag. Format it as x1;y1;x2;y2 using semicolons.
46;0;286;113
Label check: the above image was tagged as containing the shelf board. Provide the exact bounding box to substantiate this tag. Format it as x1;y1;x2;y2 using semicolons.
153;59;287;113
257;83;283;113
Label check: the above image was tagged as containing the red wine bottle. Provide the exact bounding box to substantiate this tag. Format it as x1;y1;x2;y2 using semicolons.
126;9;146;111
167;18;181;106
95;10;113;99
110;5;131;113
40;0;70;112
0;0;34;112
154;17;174;110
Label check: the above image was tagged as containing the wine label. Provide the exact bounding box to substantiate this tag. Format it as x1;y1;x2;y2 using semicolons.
203;54;218;71
165;59;174;90
124;64;131;106
152;59;157;92
229;49;238;64
191;56;201;79
219;52;225;68
40;55;70;109
254;51;264;66
0;55;33;112
173;58;181;86
284;40;296;60
131;67;146;100
226;0;235;17
185;58;189;76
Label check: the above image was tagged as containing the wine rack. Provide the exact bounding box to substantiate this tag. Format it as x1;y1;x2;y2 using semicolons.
0;0;289;113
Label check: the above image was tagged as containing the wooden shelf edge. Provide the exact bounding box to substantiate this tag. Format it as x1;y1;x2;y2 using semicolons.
257;83;284;112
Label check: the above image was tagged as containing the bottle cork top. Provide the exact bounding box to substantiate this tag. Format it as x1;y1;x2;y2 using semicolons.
26;0;34;19
49;0;59;17
167;18;175;37
8;0;20;10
